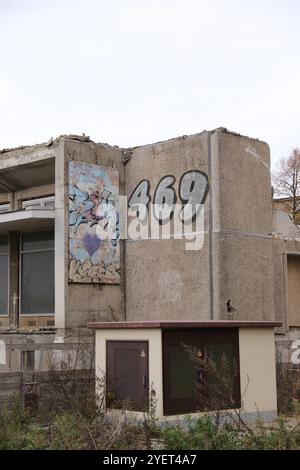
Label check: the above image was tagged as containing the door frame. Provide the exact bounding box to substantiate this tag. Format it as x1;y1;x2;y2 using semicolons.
106;340;149;412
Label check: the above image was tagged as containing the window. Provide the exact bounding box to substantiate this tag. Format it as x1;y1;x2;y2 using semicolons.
162;329;241;415
22;196;55;210
0;236;9;315
20;230;54;315
21;350;35;370
0;340;6;365
0;203;11;214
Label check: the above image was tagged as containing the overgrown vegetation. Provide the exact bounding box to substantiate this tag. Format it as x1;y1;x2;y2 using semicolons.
162;414;300;450
1;393;300;450
185;344;243;429
1;345;300;450
276;354;300;415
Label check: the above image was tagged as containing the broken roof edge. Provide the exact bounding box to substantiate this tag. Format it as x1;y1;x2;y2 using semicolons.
124;127;269;153
0;127;269;156
212;127;269;147
0;133;122;155
87;320;282;330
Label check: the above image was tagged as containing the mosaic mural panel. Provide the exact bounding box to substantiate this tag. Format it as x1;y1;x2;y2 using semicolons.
68;161;120;284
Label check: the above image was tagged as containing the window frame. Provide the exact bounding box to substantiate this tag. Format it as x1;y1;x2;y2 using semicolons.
162;328;241;416
19;230;55;316
0;203;11;214
21;196;55;210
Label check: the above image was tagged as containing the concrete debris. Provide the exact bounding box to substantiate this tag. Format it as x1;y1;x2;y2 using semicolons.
122;149;133;163
0;145;28;154
0;133;93;154
59;133;92;143
44;137;54;147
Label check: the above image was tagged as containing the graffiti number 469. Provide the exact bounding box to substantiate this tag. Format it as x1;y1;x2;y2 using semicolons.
128;170;209;223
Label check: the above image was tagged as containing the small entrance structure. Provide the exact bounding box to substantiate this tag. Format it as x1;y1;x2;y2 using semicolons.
88;320;281;422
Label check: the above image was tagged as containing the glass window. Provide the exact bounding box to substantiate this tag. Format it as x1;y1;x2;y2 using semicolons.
21;350;35;370
163;329;240;415
22;231;54;251
169;344;197;399
0;236;8;315
20;231;54;315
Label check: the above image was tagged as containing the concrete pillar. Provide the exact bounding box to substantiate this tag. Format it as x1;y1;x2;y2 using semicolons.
9;231;20;329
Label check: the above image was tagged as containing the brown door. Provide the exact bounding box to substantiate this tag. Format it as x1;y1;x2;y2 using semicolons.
106;341;149;411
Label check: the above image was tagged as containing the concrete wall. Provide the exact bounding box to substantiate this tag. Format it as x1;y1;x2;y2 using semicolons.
0;130;277;331
125;129;275;323
239;328;277;415
63;139;126;330
272;203;300;360
125;132;210;321
287;255;300;327
211;130;274;321
272;207;300;340
0;136;127;402
273;209;300;239
272;235;300;350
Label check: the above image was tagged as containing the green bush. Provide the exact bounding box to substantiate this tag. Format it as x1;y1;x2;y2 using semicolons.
1;394;300;450
243;417;299;450
0;395;46;450
162;415;300;450
276;360;300;415
162;415;244;450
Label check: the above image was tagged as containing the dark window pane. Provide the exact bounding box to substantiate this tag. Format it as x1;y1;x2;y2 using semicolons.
169;344;197;399
21;351;35;370
0;236;8;254
206;343;234;366
22;231;54;251
21;251;54;314
0;255;8;314
163;329;240;415
200;343;237;410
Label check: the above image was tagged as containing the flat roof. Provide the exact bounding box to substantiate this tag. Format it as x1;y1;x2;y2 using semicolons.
87;320;282;330
0;209;54;234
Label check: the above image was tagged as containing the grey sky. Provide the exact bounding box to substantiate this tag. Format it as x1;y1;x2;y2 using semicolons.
0;0;299;168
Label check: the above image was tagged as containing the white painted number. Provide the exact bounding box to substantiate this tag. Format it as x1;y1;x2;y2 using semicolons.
179;171;209;222
153;175;176;223
128;171;210;224
128;180;150;222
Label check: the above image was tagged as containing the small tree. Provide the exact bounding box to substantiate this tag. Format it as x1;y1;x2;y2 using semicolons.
272;148;300;224
185;345;244;429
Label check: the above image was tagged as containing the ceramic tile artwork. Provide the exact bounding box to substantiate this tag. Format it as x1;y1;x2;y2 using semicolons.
68;161;120;284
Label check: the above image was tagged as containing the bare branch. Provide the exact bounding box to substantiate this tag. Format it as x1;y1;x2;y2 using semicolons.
272;148;300;224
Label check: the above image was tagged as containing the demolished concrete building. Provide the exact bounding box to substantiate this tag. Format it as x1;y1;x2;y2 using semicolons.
0;128;299;405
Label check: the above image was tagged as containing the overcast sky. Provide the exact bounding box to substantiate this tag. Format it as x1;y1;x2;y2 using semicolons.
0;0;299;168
